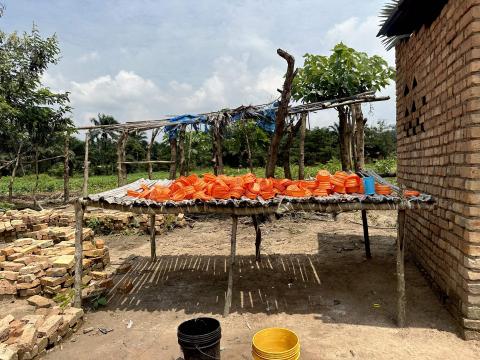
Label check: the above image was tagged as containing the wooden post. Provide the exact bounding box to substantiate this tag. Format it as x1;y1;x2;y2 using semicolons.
352;103;365;172
212;119;224;175
361;210;371;259
243;121;254;173
298;112;307;180
338;106;352;171
397;209;406;327
150;213;156;261
265;49;297;178
282;119;302;179
63;134;70;203
147;129;159;180
169;137;178;180
178;125;186;176
117;130;129;186
74;199;85;308
186;128;193;175
82;131;90;197
8;142;22;202
224;215;238;317
33;146;39;208
252;215;262;262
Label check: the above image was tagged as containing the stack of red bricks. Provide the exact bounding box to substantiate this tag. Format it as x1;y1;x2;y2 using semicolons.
395;0;480;339
0;301;83;360
0;235;113;300
0;208;184;242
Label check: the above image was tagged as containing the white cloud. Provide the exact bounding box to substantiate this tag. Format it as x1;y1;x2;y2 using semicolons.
77;51;99;63
324;16;395;66
45;55;285;127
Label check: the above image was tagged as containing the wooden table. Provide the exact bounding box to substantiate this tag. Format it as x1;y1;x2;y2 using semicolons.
73;180;434;326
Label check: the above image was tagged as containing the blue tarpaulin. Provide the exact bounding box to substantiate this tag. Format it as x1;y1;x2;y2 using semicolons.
164;101;278;139
230;101;278;133
164;114;208;140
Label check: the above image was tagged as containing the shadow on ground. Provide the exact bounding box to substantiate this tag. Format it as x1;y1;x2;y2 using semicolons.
102;232;456;335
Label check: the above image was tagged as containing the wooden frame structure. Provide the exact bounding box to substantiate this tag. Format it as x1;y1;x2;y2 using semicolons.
76;91;389;195
73;178;434;323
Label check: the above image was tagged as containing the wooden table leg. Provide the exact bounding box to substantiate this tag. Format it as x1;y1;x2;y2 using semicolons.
252;215;262;262
150;214;156;261
397;209;406;327
74;199;85;308
224;215;238;317
361;210;372;259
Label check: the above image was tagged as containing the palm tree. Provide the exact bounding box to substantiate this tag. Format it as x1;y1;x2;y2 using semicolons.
89;114;119;152
89;114;119;173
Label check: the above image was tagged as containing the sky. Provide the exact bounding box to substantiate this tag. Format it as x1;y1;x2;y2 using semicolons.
1;0;396;129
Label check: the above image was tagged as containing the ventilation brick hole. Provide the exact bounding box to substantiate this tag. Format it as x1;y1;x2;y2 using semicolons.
405;108;410;117
416;117;420;126
411;101;417;113
422;96;427;105
404;85;410;96
412;77;418;89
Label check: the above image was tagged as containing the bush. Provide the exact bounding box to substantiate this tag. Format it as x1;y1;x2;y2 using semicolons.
47;162;65;178
370;157;397;175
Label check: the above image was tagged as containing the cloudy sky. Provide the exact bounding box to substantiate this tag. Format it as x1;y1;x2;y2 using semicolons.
1;0;395;129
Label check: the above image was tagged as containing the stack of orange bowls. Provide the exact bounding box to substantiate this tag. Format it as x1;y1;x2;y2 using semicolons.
331;171;348;194
314;170;332;196
345;174;361;194
375;183;392;195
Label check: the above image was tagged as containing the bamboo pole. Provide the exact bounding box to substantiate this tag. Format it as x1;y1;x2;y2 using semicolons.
224;215;238;317
74;200;85;307
82;131;90;197
397;209;406;326
63;134;70;203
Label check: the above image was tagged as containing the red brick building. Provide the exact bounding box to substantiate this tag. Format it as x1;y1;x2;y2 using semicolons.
379;0;480;340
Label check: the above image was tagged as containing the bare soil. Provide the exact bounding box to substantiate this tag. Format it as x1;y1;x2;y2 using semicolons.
30;211;480;359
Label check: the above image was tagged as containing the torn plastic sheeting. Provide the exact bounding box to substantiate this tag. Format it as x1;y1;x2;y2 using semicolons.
164;114;208;140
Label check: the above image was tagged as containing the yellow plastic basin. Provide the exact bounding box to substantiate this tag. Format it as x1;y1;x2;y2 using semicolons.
252;327;300;360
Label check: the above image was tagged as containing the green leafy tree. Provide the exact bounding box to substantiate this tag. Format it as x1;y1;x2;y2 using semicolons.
0;21;72;203
292;43;395;170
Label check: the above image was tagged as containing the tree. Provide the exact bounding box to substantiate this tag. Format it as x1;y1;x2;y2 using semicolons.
0;24;72;204
292;43;395;170
89;114;119;174
265;49;297;178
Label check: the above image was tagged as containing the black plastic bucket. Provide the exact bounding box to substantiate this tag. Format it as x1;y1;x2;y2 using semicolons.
177;317;221;360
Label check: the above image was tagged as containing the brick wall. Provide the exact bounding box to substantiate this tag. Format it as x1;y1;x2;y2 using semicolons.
396;0;480;340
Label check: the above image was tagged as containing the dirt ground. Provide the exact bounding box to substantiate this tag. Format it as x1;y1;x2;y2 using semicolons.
13;211;480;359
